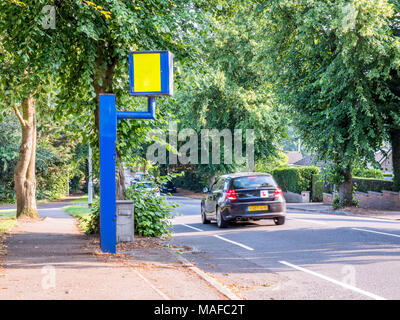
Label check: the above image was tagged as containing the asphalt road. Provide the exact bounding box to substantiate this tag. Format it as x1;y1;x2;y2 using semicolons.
167;195;400;300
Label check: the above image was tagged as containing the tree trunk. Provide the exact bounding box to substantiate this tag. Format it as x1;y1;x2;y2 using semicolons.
13;94;39;219
390;128;400;192
116;162;126;200
338;166;352;206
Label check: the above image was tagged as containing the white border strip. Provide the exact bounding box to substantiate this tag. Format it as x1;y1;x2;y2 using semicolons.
181;224;204;232
279;261;386;300
181;224;254;251
352;228;400;238
213;235;254;251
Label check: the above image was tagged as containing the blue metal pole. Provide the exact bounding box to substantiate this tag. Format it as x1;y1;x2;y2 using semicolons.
99;94;117;254
116;96;156;120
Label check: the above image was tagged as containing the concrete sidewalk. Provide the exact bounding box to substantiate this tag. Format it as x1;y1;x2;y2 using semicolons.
0;206;230;300
287;202;400;221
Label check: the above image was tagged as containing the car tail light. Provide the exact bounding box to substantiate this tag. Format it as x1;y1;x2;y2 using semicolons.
274;186;283;199
226;189;237;201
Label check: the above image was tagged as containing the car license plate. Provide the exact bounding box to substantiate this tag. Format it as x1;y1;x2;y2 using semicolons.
248;205;269;212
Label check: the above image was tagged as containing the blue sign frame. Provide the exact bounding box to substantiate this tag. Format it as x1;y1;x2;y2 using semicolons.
99;95;156;253
99;50;173;254
128;50;174;96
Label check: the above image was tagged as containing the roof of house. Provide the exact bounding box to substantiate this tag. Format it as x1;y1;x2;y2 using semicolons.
293;154;325;167
374;149;392;164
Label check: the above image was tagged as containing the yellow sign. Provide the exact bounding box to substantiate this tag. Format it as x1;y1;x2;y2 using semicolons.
133;53;161;92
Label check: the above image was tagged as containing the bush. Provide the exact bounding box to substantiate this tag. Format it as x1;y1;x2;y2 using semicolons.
126;184;179;237
272;166;319;194
312;174;324;202
173;170;209;192
36;165;69;200
72;201;100;235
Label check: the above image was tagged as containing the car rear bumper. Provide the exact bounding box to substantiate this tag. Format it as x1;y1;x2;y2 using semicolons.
222;201;286;221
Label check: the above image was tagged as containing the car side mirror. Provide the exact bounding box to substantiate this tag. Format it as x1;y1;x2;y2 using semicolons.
203;187;209;193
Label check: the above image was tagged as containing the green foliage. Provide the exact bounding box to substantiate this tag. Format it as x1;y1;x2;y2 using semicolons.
332;191;359;209
353;167;385;179
0;114;87;202
352;177;393;193
312;174;324;202
36;165;69;200
272;166;319;194
161;6;286;181
126;185;179;237
255;154;289;175
64;204;98;235
263;0;400;199
173;170;210;192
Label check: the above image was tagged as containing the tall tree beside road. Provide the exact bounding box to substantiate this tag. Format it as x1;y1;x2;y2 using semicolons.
263;0;399;203
0;0;235;213
166;8;286;184
53;0;240;197
0;2;60;218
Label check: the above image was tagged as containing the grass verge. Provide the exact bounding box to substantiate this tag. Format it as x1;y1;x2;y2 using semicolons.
0;209;17;234
70;194;99;205
63;205;92;233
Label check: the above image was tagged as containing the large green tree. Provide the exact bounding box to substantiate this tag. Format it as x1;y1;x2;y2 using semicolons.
0;0;240;213
164;8;286;185
263;0;399;203
0;1;62;217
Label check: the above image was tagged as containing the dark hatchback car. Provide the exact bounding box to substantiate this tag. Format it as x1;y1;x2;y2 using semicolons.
201;172;286;228
161;181;177;194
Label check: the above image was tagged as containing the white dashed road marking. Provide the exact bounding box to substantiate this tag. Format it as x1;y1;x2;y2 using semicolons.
279;261;386;300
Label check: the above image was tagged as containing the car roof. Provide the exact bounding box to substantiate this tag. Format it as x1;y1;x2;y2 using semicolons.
219;172;272;179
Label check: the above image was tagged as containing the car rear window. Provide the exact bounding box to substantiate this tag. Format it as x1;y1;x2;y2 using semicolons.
231;175;275;189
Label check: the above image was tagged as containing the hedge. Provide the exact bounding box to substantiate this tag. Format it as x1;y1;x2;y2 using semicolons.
352;177;393;193
173;170;209;192
271;166;319;195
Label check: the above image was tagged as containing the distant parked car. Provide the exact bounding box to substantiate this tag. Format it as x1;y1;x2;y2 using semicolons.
201;172;286;228
161;181;177;194
133;172;149;181
131;181;160;197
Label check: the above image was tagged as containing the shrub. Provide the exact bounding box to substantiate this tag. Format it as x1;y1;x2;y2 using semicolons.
76;201;100;235
36;165;69;200
272;166;319;194
312;174;324;202
173;170;209;192
126;184;179;237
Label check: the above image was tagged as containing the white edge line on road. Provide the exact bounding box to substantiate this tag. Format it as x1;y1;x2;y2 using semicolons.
181;224;254;251
352;228;400;238
279;261;386;300
213;235;254;251
181;223;204;232
133;269;170;300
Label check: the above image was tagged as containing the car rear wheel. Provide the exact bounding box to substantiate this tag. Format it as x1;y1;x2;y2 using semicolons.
216;207;228;228
274;217;285;225
201;206;210;224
